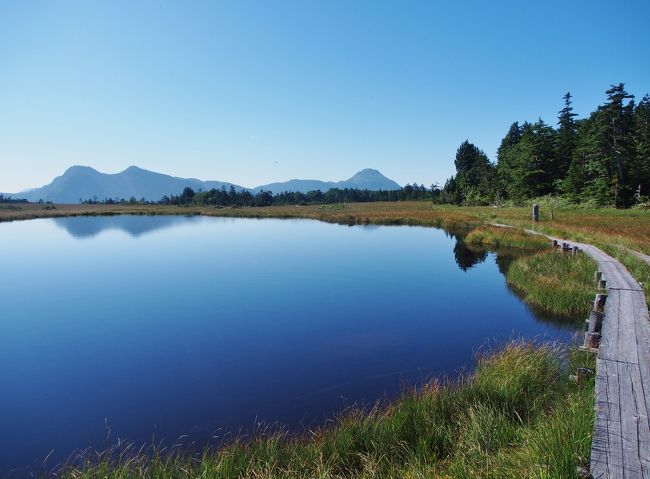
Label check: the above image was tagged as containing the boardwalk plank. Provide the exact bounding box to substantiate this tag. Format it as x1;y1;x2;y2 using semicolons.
619;290;640;365
592;358;624;478
618;360;647;477
632;291;650;478
599;290;620;363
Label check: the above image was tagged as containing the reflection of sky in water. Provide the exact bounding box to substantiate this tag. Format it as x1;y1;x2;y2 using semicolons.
0;216;576;474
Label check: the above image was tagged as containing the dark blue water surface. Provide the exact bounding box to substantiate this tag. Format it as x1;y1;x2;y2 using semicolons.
0;216;575;474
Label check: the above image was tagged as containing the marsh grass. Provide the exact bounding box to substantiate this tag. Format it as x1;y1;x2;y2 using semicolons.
465;225;550;251
58;343;594;479
505;249;598;319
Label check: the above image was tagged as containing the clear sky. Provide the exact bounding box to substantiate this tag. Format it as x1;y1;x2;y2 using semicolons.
1;0;649;192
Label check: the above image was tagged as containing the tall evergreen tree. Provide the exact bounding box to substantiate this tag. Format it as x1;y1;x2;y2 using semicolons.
563;117;593;202
496;122;523;199
633;95;650;200
529;118;560;195
584;83;635;207
453;141;496;205
556;92;578;182
496;120;557;201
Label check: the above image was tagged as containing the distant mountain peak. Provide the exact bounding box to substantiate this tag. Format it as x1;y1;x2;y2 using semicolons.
347;168;387;181
252;168;401;194
341;168;401;190
65;165;98;174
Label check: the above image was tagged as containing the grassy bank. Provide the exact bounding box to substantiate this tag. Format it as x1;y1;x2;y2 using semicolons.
60;343;594;479
505;250;598;319
462;225;597;318
465;225;550;250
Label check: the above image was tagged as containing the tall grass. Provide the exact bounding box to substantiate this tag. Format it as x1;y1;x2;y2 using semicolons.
506;249;598;318
59;343;594;479
465;225;550;250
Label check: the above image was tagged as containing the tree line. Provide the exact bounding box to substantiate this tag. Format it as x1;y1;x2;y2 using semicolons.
79;184;434;207
161;183;433;206
0;194;28;204
439;83;650;207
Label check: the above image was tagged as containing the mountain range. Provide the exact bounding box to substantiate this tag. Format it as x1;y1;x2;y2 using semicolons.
2;166;401;203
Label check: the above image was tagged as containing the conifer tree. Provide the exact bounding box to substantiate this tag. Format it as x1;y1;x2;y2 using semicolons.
556;92;578;181
584;84;635;207
633;95;650;200
496;122;523;199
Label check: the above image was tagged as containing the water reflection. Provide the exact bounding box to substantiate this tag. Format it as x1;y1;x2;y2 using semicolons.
53;215;203;238
442;227;488;271
448;229;579;330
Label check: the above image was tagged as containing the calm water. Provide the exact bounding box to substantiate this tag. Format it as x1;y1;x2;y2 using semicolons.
0;216;575;474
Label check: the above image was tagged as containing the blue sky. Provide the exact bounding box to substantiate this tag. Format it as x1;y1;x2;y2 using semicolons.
1;0;648;192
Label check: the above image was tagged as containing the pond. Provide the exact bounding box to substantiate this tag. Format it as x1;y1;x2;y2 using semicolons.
0;216;576;474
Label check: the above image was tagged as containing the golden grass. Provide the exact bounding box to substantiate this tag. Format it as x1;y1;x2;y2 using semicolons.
0;202;479;229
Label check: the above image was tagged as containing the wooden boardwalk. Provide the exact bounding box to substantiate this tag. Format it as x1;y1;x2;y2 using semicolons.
570;241;650;478
492;224;650;477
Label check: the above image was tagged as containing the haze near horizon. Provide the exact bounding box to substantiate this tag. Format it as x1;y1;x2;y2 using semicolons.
1;0;649;192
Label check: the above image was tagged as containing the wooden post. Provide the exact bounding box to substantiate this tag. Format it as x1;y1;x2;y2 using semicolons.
594;293;607;311
533;204;539;222
584;309;604;349
585;332;601;349
572;246;580;255
588;310;605;334
599;279;607;290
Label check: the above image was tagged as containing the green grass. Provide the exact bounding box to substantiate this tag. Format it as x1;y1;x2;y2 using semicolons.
505;249;598;319
465;225;551;251
59;343;594;479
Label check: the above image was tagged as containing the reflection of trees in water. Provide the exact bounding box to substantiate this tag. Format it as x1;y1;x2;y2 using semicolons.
53;215;204;239
445;227;580;331
453;241;488;271
442;226;489;271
